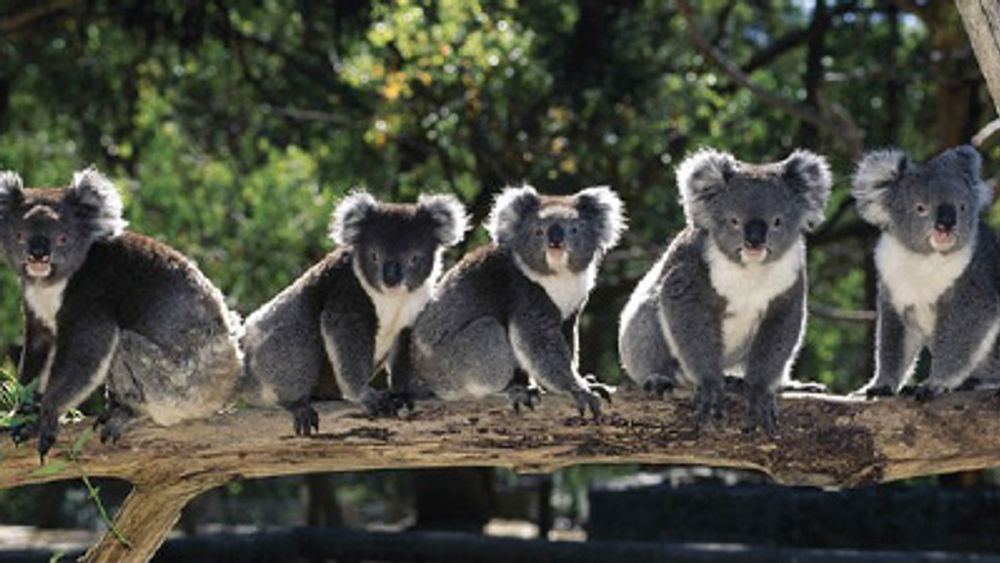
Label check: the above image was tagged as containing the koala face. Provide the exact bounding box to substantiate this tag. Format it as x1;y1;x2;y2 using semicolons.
853;146;991;255
487;185;625;275
0;168;125;285
677;148;831;265
331;192;468;293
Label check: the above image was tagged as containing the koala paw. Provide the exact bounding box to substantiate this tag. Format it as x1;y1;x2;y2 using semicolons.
506;383;541;413
857;384;895;400
291;403;320;436
955;377;983;392
693;382;725;429
642;374;675;398
744;390;779;437
571;385;609;421
9;420;38;445
93;407;135;445
36;413;58;465
914;383;946;403
582;374;615;403
723;375;746;393
361;389;407;418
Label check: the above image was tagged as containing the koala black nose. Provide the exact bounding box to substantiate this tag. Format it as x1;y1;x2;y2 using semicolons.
743;219;767;249
935;204;957;231
27;235;50;261
547;224;565;248
382;260;403;288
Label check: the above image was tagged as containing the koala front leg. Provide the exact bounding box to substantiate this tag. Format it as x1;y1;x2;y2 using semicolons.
659;273;726;426
856;297;922;398
509;306;607;420
36;313;120;462
386;328;415;411
743;276;805;435
917;312;1000;402
19;308;55;388
320;308;397;417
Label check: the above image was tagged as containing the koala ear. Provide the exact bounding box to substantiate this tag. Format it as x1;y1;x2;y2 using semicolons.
67;167;127;238
575;186;626;251
487;185;540;247
330;191;378;247
950;145;993;208
782;150;832;231
416;193;469;247
0;171;24;219
676;148;737;227
852;149;908;228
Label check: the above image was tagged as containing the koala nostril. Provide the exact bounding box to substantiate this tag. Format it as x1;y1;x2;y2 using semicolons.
547;224;565;248
27;235;51;261
935;204;957;231
382;261;403;287
743;219;767;248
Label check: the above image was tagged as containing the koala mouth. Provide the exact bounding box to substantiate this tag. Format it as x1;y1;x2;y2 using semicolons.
545;246;569;270
739;244;768;264
929;229;957;252
24;258;52;278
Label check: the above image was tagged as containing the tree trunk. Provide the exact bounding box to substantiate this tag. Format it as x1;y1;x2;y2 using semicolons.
957;0;1000;115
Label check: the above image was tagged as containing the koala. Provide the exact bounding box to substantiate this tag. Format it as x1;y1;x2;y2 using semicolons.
408;185;624;419
241;192;468;435
0;168;242;460
618;148;831;433
851;145;1000;400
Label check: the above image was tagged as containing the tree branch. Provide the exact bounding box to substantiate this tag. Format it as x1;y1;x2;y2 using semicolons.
0;0;78;36
676;0;865;157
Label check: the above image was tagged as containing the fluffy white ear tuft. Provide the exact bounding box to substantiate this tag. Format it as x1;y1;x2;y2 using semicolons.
782;149;832;231
68;167;127;238
0;171;24;219
329;191;378;247
417;193;470;247
675;148;737;227
852;149;907;229
575;185;627;251
950;145;993;209
486;185;540;247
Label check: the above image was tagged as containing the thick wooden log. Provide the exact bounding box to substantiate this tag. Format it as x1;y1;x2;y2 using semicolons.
1;390;1000;561
957;0;1000;114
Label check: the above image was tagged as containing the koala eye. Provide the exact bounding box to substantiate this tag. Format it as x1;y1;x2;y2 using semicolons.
55;234;68;246
409;254;422;267
915;203;928;216
960;202;968;213
570;226;578;235
15;231;23;243
729;217;740;228
534;227;544;237
370;250;379;263
772;217;782;228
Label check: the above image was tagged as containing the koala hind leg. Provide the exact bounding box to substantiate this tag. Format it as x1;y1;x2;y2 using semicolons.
414;316;517;400
620;301;680;397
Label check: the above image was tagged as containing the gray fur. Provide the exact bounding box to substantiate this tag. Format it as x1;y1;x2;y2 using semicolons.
243;192;468;435
852;145;1000;399
619;148;831;433
410;185;625;419
0;168;241;458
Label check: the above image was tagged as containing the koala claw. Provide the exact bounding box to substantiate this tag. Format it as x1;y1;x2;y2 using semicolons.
506;384;541;413
913;384;944;403
582;374;615;403
693;383;725;428
642;374;675;398
291;404;320;436
361;389;406;418
571;388;605;421
745;392;779;437
9;421;38;445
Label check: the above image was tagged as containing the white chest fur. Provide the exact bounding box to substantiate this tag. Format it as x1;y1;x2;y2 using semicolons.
516;256;596;320
705;241;803;367
874;233;974;336
354;260;435;365
24;279;68;333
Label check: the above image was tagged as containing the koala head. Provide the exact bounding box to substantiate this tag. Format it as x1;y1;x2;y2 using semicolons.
852;145;991;254
331;191;468;293
487;185;625;275
0;167;126;285
677;148;831;265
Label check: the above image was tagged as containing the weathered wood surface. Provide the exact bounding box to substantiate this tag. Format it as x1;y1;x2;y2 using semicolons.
2;390;1000;562
2;390;1000;490
957;0;1000;114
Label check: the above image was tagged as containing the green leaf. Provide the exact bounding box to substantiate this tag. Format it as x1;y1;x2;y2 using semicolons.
71;428;94;458
31;460;70;477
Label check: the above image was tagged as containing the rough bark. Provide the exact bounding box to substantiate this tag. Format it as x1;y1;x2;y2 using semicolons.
2;391;1000;561
957;0;1000;116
